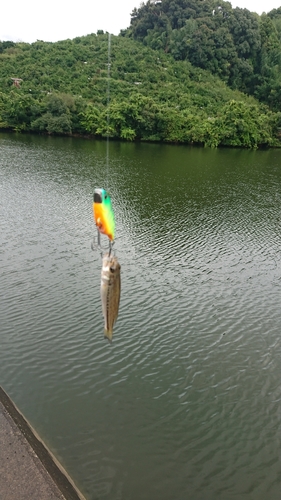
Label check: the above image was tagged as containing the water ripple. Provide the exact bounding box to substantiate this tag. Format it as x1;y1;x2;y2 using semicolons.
1;136;281;499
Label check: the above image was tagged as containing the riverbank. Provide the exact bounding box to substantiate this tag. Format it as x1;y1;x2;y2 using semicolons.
0;386;86;500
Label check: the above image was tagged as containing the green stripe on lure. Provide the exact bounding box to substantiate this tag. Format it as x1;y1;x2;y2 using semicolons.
93;188;115;241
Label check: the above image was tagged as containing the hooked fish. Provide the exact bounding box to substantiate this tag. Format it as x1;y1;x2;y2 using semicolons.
100;253;121;342
93;188;115;241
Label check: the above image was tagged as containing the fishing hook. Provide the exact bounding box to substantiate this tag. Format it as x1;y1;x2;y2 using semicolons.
108;239;114;257
91;229;115;257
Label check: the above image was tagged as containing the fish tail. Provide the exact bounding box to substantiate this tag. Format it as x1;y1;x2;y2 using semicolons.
104;329;113;343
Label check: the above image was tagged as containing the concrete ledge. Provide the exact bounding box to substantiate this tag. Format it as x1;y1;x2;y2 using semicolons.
0;386;86;500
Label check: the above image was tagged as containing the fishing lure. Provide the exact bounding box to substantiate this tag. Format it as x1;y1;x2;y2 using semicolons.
93;188;115;242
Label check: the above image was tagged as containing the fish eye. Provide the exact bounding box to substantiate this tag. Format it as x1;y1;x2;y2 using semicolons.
110;266;115;273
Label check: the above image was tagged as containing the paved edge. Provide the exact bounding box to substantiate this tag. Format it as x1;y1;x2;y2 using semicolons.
0;386;86;500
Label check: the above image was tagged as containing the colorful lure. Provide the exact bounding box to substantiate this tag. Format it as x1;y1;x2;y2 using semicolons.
93;188;115;241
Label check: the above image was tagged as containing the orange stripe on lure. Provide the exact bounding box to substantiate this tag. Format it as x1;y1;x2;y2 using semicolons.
93;188;115;241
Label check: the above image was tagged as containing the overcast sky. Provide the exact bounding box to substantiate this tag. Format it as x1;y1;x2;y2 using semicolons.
1;1;281;44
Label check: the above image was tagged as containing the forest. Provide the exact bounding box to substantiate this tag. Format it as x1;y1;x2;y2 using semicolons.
1;0;281;148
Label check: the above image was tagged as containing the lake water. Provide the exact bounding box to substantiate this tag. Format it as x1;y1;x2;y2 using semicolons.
0;132;280;500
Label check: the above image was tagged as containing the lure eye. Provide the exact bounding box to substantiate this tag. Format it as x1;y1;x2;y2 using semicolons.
94;192;102;203
104;194;108;200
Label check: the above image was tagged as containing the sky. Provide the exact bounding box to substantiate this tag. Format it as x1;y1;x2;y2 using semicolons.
1;1;281;44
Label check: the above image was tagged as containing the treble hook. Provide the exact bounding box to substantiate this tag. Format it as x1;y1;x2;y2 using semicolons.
91;229;115;257
108;239;114;257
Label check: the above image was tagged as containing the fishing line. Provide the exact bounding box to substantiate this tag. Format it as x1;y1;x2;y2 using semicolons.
106;32;111;193
92;33;115;257
106;32;115;257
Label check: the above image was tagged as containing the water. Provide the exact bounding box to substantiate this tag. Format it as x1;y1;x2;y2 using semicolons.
0;132;280;500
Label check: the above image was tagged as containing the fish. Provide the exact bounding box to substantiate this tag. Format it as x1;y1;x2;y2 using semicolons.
93;188;115;241
100;253;121;342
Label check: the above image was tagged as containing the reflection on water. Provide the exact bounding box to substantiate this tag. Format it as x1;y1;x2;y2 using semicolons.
0;133;281;500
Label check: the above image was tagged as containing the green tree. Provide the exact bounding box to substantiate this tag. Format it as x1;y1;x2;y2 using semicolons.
213;100;273;148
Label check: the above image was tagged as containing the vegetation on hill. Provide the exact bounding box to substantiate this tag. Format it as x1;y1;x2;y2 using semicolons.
0;1;281;148
127;0;281;111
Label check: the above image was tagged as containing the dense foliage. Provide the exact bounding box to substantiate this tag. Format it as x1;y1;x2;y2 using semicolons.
128;0;281;110
0;11;281;148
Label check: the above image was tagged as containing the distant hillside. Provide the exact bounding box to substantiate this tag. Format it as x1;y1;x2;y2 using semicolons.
127;0;281;111
0;33;280;148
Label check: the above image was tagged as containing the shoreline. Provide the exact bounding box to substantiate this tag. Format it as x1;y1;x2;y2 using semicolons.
0;385;86;500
